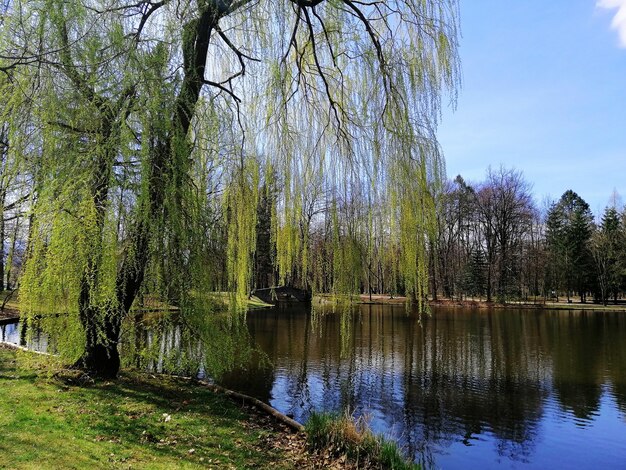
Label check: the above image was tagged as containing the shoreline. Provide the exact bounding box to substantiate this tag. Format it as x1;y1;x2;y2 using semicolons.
4;295;625;326
429;298;626;313
314;293;626;313
0;307;19;322
0;344;375;469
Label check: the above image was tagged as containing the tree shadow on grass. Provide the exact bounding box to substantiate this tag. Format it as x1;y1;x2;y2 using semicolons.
0;349;284;468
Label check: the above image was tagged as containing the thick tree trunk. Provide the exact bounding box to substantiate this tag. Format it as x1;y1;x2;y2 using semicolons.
79;305;122;379
79;9;220;378
19;316;27;347
77;112;117;377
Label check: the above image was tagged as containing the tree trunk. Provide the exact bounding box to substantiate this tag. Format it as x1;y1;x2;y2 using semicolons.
5;216;20;289
0;190;5;292
79;9;219;378
19;316;27;347
79;305;122;379
77;114;117;376
486;264;492;303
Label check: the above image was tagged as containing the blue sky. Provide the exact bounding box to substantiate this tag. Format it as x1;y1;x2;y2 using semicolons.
438;0;626;216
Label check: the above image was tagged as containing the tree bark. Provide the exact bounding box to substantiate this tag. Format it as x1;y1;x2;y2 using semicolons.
82;8;220;378
0;191;5;292
77;111;118;377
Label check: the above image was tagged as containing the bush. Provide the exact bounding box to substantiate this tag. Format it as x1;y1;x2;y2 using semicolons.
305;412;419;470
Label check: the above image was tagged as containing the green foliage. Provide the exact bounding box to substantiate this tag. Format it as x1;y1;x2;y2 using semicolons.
119;310;257;380
225;161;260;311
462;249;487;298
546;190;594;300
2;0;460;371
591;206;625;304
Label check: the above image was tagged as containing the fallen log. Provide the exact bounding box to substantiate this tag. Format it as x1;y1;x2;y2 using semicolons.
197;381;305;432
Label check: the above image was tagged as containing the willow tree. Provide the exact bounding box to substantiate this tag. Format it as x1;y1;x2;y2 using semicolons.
2;0;459;377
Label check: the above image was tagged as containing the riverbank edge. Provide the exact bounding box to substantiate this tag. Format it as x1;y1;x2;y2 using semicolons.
1;343;398;469
0;306;19;322
0;293;273;324
313;294;626;312
5;294;625;324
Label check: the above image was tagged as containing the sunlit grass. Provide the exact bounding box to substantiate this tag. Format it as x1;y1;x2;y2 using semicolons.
0;346;291;469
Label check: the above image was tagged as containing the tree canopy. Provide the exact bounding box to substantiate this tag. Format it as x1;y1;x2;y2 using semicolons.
545;190;594;302
0;0;460;376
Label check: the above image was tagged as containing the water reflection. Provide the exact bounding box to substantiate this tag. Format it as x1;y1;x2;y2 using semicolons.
1;319;49;352
119;311;259;380
220;305;626;469
3;305;626;468
2;311;258;381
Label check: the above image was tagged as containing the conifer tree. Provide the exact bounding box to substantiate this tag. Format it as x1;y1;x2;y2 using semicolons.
545;190;594;302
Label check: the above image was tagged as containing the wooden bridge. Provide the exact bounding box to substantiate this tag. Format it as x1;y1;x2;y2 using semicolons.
251;286;311;305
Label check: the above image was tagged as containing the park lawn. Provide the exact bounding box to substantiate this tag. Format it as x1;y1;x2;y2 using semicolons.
0;346;294;470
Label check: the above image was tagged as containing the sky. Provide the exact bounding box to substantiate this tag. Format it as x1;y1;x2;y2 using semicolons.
437;0;626;216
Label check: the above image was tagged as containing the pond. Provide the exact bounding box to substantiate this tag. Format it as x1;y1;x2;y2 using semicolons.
2;305;626;469
0;318;48;352
218;304;626;469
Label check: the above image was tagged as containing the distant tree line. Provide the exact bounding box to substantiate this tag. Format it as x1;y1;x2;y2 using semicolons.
429;169;626;305
430;170;625;304
0;161;623;306
253;165;626;305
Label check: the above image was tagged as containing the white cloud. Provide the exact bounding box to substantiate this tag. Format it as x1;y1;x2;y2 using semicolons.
598;0;626;47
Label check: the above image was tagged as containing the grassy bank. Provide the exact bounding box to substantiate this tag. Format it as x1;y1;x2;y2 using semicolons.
430;298;626;312
314;292;626;313
1;346;405;469
0;346;298;469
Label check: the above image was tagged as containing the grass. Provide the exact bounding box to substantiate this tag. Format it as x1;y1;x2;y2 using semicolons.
135;292;274;312
245;295;274;309
0;289;19;317
313;293;363;305
434;297;626;312
0;346;294;469
312;291;626;313
305;412;419;470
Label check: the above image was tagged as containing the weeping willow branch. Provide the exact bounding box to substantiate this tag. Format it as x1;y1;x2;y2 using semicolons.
4;0;459;376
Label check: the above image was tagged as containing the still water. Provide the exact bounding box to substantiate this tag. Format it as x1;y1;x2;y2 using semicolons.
2;305;626;469
219;305;626;469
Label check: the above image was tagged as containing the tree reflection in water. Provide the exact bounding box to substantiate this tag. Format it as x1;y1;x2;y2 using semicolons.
4;304;626;468
120;310;262;382
218;304;626;468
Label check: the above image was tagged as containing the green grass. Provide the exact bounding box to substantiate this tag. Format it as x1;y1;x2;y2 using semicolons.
245;295;274;309
0;346;293;469
0;288;19;313
184;291;274;310
313;293;362;305
305;412;419;470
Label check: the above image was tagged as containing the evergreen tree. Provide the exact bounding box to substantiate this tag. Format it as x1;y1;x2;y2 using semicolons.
462;248;487;299
545;190;594;302
592;206;624;304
